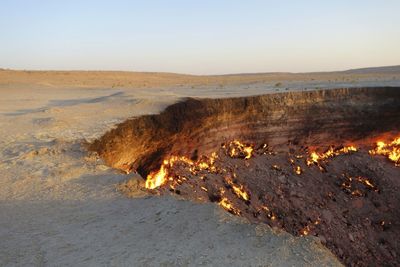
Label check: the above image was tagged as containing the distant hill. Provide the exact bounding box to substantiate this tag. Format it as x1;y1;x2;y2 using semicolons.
0;65;399;89
344;65;400;74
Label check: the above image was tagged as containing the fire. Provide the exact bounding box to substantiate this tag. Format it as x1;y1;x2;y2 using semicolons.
219;197;241;215
308;152;320;166
299;218;321;236
144;156;192;189
232;184;250;201
354;176;379;192
351;189;363;197
227;140;254;159
363;179;374;188
339;174;379;195
271;165;282;171
295;166;302;175
224;176;250;201
145;165;168;189
300;225;311;236
369;137;400;166
145;156;193;189
168;156;194;167
198;162;209;170
261;206;276;220
145;153;219;189
210;152;218;164
307;146;357;169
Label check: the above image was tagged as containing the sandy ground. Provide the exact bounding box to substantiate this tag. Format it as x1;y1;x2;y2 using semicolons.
1;70;399;266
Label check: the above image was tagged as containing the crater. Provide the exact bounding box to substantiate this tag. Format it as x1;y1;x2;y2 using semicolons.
89;87;400;267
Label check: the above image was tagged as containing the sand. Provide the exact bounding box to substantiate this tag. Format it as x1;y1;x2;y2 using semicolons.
1;68;399;266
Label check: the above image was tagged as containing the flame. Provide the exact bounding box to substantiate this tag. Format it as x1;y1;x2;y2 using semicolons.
228;140;254;159
145;153;220;189
219;197;241;215
307;146;357;169
145;142;358;190
145;156;193;189
363;179;374;188
232;184;250;201
339;174;379;195
210;152;218;164
300;225;311;236
198;162;209;169
369;137;400;166
354;176;378;192
224;175;250;201
169;156;194;167
261;206;276;220
145;165;168;189
244;147;253;159
307;152;320;166
351;189;363;197
295;166;302;175
271;165;282;171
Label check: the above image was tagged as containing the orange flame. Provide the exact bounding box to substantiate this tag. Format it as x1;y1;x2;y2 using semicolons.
369;137;400;166
261;206;276;220
295;166;302;175
228;140;254;159
145;164;168;189
307;146;357;168
145;152;220;189
232;184;250;201
219;197;241;215
145;156;193;189
224;175;250;201
300;225;311;236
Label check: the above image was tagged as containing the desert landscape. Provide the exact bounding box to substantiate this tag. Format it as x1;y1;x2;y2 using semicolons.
1;67;399;266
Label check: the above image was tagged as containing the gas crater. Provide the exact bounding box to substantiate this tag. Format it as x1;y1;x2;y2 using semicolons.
90;87;400;267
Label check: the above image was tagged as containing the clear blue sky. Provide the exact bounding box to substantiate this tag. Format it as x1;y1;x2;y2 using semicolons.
1;0;399;74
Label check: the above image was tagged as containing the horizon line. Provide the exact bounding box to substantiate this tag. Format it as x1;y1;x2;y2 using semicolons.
1;64;400;77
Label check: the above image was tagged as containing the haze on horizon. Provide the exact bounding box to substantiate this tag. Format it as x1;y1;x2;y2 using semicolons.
1;0;400;75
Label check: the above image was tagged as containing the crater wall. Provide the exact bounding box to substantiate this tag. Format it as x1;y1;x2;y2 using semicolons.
89;87;400;176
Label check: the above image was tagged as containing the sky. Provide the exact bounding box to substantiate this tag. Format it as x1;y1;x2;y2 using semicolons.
1;0;400;75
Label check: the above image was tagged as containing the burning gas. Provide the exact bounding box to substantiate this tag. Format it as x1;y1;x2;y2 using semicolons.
145;164;168;189
145;153;220;189
224;175;250;201
145;156;193;189
307;146;357;170
226;140;254;159
369;137;400;166
219;197;241;215
145;141;252;190
339;174;379;197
